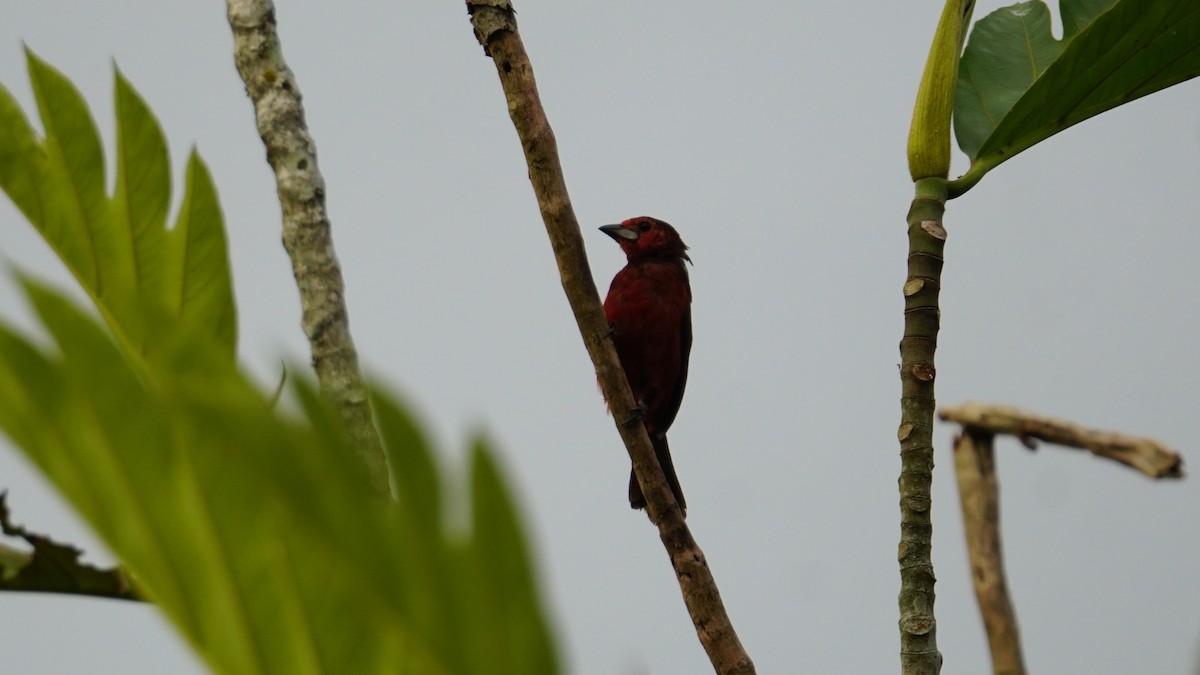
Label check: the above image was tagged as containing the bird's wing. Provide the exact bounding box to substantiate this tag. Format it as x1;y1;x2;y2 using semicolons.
661;303;692;433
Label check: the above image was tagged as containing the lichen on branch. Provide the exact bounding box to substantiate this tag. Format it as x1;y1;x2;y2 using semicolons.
225;0;390;495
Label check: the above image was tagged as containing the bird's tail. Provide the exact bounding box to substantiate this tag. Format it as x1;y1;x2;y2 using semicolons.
628;434;686;515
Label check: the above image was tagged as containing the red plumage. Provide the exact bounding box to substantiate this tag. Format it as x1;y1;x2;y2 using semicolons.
600;216;692;514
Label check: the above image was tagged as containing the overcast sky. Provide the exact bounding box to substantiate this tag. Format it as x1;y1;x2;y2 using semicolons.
2;1;1199;673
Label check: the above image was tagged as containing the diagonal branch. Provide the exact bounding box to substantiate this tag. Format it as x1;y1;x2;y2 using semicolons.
225;0;389;496
939;403;1184;479
464;3;754;673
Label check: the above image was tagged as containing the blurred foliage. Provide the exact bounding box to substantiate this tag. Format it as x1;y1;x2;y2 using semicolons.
0;50;558;675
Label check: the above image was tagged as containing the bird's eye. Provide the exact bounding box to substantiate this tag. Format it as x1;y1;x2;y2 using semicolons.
637;221;652;232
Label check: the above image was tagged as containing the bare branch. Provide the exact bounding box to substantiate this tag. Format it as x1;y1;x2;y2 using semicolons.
952;430;1026;675
0;495;141;601
943;403;1182;673
464;3;754;672
226;0;389;495
939;403;1184;479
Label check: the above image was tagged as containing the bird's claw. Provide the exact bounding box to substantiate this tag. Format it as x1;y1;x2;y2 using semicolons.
621;402;648;427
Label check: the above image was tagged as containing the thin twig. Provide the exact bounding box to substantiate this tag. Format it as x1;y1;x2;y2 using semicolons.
226;0;390;495
939;403;1184;479
464;3;754;672
951;430;1026;675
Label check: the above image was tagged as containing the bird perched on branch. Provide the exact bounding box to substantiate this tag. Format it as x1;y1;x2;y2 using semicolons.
600;216;692;514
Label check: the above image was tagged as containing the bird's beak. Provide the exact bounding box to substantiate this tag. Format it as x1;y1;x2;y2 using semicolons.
599;224;639;241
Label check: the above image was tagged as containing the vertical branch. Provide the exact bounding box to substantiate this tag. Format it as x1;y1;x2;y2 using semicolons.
952;430;1027;675
464;3;754;673
898;185;947;674
226;0;389;495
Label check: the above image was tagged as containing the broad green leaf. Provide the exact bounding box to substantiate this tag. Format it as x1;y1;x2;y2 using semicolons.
954;1;1078;160
1;50;556;675
0;49;236;359
952;0;1200;190
0;280;558;675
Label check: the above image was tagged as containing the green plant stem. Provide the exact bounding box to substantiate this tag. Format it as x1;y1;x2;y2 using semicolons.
898;189;947;674
464;3;754;673
226;0;390;496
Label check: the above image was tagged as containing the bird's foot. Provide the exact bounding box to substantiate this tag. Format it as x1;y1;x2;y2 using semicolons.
620;402;648;427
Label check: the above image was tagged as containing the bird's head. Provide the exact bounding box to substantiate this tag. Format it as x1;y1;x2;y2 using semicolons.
599;217;691;263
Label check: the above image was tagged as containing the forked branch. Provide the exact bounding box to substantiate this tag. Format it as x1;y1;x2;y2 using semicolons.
943;402;1183;674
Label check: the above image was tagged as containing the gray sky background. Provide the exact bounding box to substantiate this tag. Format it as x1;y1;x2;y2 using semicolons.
2;1;1199;673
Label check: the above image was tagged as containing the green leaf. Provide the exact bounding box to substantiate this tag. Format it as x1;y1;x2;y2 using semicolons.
370;390;457;664
1;50;556;675
375;391;443;537
954;1;1076;160
464;439;560;675
26;48;113;294
0;79;51;244
952;0;1200;189
0;49;237;359
113;67;170;308
166;151;237;356
0;280;559;675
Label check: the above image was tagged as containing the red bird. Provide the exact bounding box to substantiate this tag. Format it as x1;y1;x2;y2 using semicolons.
600;216;692;514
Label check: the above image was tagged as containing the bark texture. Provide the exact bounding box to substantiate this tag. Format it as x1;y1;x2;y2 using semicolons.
898;197;947;674
952;430;1026;675
940;403;1183;479
226;0;389;495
